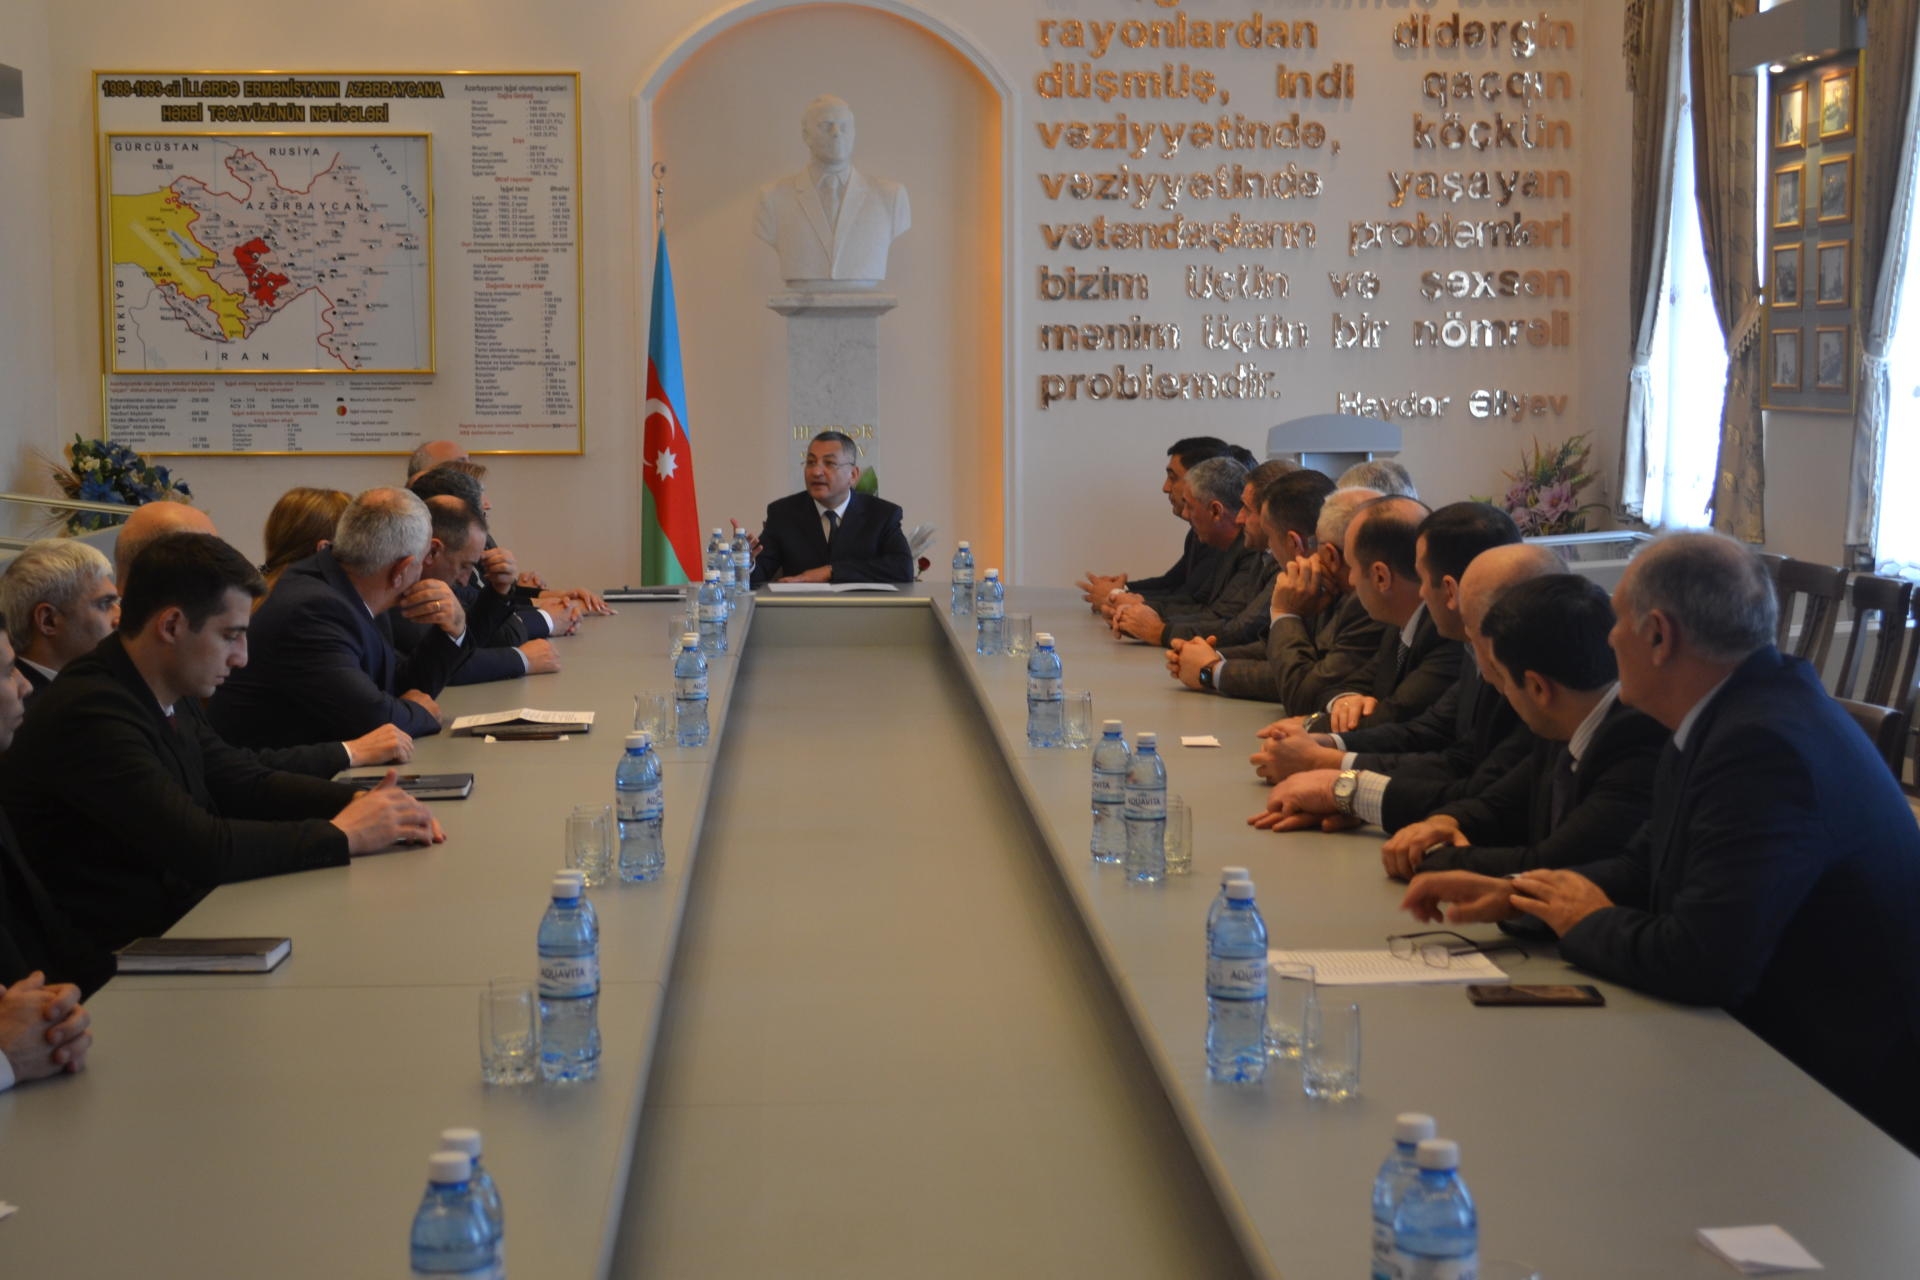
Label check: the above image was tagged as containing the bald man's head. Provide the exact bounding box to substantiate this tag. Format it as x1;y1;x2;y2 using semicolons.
1459;542;1567;634
406;440;469;482
115;501;217;591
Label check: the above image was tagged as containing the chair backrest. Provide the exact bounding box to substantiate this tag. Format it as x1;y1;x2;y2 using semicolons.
1837;697;1910;780
1834;574;1916;704
1772;559;1849;671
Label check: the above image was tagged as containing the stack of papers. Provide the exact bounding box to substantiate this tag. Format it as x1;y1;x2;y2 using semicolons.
763;582;899;593
1696;1226;1823;1274
1268;948;1510;986
450;709;594;736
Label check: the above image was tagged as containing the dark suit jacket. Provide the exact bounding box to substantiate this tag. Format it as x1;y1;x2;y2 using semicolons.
1215;591;1388;711
1127;528;1214;598
1558;648;1920;1152
0;807;111;994
750;491;912;587
1;633;354;954
1420;697;1666;876
1329;606;1462;729
1139;538;1248;618
13;658;50;703
1343;660;1532;832
209;549;467;748
1164;552;1279;643
390;582;528;686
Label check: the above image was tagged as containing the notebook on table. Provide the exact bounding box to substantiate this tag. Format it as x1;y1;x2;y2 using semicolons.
115;937;292;974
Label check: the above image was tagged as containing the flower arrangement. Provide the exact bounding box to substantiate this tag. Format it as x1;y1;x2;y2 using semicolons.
48;435;194;533
1485;435;1606;537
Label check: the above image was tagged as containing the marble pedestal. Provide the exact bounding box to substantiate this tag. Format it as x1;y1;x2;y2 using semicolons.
767;290;896;488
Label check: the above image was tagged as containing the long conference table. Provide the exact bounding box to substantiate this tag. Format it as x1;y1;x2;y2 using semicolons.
3;585;1918;1278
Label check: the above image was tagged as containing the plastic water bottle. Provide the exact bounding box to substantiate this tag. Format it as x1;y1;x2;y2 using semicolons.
673;633;709;748
1123;731;1167;884
1205;878;1267;1083
1392;1139;1478;1280
1205;866;1251;951
537;871;600;1083
1026;632;1065;748
1371;1113;1438;1280
974;568;1005;655
1089;720;1130;864
730;529;753;595
697;569;729;655
615;731;665;882
409;1151;496;1276
438;1129;504;1270
950;541;975;616
704;527;727;578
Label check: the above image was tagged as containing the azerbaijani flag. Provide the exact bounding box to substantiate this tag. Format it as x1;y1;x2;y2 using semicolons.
640;228;702;584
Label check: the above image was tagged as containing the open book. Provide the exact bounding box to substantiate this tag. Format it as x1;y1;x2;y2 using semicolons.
450;708;595;736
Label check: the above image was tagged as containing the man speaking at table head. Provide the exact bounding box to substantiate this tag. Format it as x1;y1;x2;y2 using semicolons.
747;431;913;587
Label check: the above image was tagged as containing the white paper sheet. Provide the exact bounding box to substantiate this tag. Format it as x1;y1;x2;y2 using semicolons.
450;708;596;732
1697;1226;1824;1274
1268;948;1510;986
763;582;900;593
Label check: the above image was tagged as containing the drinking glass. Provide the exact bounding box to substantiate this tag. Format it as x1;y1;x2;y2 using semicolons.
479;978;538;1085
566;803;613;887
1163;795;1193;875
1302;999;1361;1100
1264;961;1317;1061
632;692;671;740
667;615;694;656
1063;690;1094;748
1005;613;1034;658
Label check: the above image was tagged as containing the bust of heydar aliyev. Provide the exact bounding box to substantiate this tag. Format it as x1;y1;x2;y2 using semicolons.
754;95;910;290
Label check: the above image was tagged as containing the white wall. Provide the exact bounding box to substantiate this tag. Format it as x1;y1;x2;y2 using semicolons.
9;0;1860;582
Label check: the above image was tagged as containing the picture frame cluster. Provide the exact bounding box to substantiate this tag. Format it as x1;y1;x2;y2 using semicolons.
1766;58;1859;411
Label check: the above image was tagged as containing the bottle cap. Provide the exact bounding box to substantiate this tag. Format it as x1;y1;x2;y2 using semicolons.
681;631;700;646
712;527;723;536
1415;1138;1460;1171
704;569;720;581
429;1151;472;1184
1225;879;1256;901
1102;719;1124;735
440;1127;482;1157
1135;731;1157;749
1035;632;1054;647
958;540;970;549
626;730;652;751
1395;1113;1437;1145
1220;866;1249;885
985;568;1000;579
551;872;583;900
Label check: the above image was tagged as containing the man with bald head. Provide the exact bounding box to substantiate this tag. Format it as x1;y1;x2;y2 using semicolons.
210;488;470;747
1250;506;1533;833
406;439;468;483
1403;532;1920;1153
114;500;215;591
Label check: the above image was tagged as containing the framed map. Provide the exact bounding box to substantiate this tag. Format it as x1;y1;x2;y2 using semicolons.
107;133;432;374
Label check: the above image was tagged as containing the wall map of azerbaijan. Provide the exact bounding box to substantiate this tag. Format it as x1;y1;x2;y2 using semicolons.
108;135;431;374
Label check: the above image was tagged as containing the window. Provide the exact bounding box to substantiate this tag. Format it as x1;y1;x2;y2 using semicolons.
1642;48;1727;531
1872;195;1920;578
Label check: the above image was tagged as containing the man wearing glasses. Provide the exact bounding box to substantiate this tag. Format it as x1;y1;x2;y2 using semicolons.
744;431;912;587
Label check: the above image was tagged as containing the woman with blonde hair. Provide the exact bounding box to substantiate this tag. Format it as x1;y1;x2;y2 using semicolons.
260;486;351;593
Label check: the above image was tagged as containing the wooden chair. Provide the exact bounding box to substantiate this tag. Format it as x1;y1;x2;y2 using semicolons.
1838;697;1910;780
1902;589;1920;792
1833;574;1915;704
1772;559;1849;672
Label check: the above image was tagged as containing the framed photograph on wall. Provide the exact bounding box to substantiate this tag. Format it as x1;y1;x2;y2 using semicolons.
1775;82;1808;149
1814;326;1850;392
1773;164;1805;229
1816;240;1851;307
1771;243;1803;308
1818;155;1852;223
1819;67;1855;141
1770;328;1803;391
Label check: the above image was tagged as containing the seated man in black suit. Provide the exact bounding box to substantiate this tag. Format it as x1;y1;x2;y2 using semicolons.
747;431;912;586
0;618;100;1091
389;495;558;685
210;488;470;748
1173;484;1387;710
1110;456;1264;640
0;539;120;700
1112;458;1289;646
1;533;442;955
1404;533;1920;1153
1381;573;1667;880
1248;510;1538;833
1075;436;1241;611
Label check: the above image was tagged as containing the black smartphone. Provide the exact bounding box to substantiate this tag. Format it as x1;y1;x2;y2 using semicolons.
1467;984;1606;1007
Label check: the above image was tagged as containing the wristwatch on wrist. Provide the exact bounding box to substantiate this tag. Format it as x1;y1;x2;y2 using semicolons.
1197;661;1217;692
1332;769;1359;817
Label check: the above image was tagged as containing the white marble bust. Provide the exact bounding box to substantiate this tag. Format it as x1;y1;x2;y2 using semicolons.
754;95;910;290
